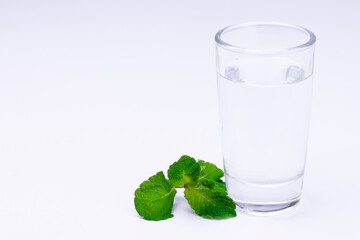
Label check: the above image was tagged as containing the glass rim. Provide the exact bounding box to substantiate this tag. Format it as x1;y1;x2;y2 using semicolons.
215;22;316;54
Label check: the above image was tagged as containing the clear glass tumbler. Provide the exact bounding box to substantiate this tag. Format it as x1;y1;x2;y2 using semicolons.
215;22;316;214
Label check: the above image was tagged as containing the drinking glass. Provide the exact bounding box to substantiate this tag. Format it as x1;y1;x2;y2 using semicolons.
215;22;316;214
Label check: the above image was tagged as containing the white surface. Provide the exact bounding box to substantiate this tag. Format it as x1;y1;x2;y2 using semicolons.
0;0;360;239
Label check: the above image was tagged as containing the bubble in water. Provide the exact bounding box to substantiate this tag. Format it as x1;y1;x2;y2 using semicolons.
225;66;242;82
286;66;305;84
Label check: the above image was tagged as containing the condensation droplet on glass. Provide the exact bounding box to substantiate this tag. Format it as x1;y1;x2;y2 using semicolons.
225;66;242;82
285;66;305;84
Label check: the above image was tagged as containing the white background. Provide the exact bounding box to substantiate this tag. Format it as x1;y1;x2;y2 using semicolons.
1;0;359;239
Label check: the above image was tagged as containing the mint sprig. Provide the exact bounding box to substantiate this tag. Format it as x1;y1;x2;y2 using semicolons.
134;155;237;221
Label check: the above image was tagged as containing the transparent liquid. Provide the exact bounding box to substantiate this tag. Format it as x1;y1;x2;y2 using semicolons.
217;64;313;214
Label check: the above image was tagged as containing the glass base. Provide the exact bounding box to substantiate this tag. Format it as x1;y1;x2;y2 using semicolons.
235;198;300;216
225;171;304;216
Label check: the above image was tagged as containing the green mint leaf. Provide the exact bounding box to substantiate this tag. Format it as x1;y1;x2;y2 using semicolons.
167;155;200;187
184;179;236;219
134;171;177;221
215;179;227;191
198;160;227;190
198;160;224;180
